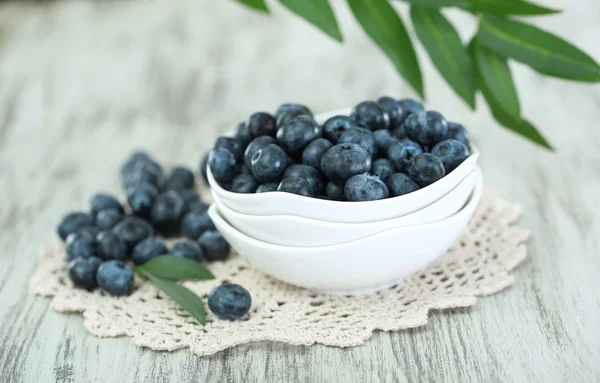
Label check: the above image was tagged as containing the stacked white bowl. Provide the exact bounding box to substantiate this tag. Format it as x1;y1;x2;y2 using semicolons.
207;109;482;295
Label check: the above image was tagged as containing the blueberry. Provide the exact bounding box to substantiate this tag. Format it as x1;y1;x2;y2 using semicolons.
132;237;168;265
163;166;195;191
386;173;420;197
283;164;324;195
248;112;277;137
444;122;471;149
373;129;400;156
322;115;354;143
387;139;424;172
325;182;345;201
68;256;102;290
57;212;95;241
250;144;289;183
256;183;279;193
151;190;185;236
405;110;448;147
66;232;96;262
75;225;102;238
209;148;239;184
302;138;333;171
244;135;276;170
199;152;210;184
95;231;128;261
377;96;404;129
276;115;321;155
214;137;244;162
431;139;470;172
208;283;252;320
90;193;124;217
95;208;123;230
277;177;314;197
338;127;377;158
198;230;230;261
121;160;163;189
120;151;157;180
234;121;252;147
397;98;424;126
372;159;394;181
350;101;387;131
230;173;259;193
127;182;159;219
407;153;446;187
320;143;372;185
275;103;313;128
344;173;389;202
171;239;204;262
96;260;134;296
112;216;154;252
178;189;205;214
181;211;215;240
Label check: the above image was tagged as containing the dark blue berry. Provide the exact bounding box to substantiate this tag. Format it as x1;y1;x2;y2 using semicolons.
230;173;259;193
248;112;277;138
373;129;400;156
320;143;372;185
198;230;230;261
444;122;471;149
208;283;252;321
66;232;96;262
127;181;159;219
350;101;387;131
283;164;324;195
405;110;448;147
95;231;128;261
90;193;124;217
387;139;424;172
57;212;95;241
377;96;404;129
181;211;215;240
214;137;244;162
372;158;394;181
256;183;279;193
178;189;204;213
96;260;134;296
199;152;209;184
325;182;345;201
132;237;168;265
151;190;185;236
431;139;470;172
171;239;204;262
407;153;446;187
386;173;420;197
338;127;377;158
276;115;321;155
344;173;389;202
112;216;154;252
163;166;195;191
244;135;276;170
76;225;102;238
209;148;239;184
302;138;333;171
234;121;252;147
275;104;313;128
322;115;354;143
250;144;289;183
397;98;424;126
95;208;123;230
121;160;162;189
120;151;156;180
68;256;102;290
277;177;314;197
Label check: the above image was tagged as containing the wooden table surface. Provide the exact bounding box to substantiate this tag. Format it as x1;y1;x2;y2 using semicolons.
0;1;599;382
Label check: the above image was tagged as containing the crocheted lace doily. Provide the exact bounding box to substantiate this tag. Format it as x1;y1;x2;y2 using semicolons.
30;188;529;357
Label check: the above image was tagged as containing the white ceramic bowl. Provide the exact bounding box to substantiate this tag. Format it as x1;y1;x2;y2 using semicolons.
214;167;481;247
209;174;483;295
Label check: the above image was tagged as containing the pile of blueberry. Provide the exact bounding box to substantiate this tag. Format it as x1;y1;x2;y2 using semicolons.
206;97;471;201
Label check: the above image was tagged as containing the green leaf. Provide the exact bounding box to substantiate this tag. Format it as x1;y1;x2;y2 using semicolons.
134;255;215;281
138;270;207;325
233;0;269;13
347;0;424;98
410;6;475;108
478;16;600;82
280;0;343;42
398;0;560;16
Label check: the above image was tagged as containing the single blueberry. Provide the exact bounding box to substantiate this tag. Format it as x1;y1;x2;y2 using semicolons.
214;137;244;162
256;182;279;193
372;159;394;181
95;231;128;261
405;110;448;148
276;115;321;155
230;173;259;193
151;190;185;236
163;166;196;191
199;152;209;184
377;96;404;130
344;173;389;202
407;153;446;187
57;212;95;241
443;122;471;149
275;104;313;128
96;260;134;296
373;129;400;156
350;101;387;131
387;139;424;172
178;189;205;214
181;211;215;240
75;225;102;238
302;138;333;171
90;193;124;217
66;232;96;262
277;177;314;197
322;115;354;143
397;98;424;126
208;283;252;320
132;237;168;265
171;239;204;262
121;160;163;190
283;164;324;195
120;151;158;180
112;216;154;252
386;173;420;197
127;181;159;219
431;139;470;172
234;121;252;147
198;230;230;261
244;135;276;170
68;256;103;290
96;208;123;231
248;112;277;138
338;127;377;158
209;148;239;184
325;182;345;201
320;143;372;185
250;144;289;183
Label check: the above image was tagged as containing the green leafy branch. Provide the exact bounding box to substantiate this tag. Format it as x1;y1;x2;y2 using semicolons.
233;0;600;150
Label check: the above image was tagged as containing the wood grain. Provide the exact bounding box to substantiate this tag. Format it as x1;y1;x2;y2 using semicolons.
0;1;599;382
